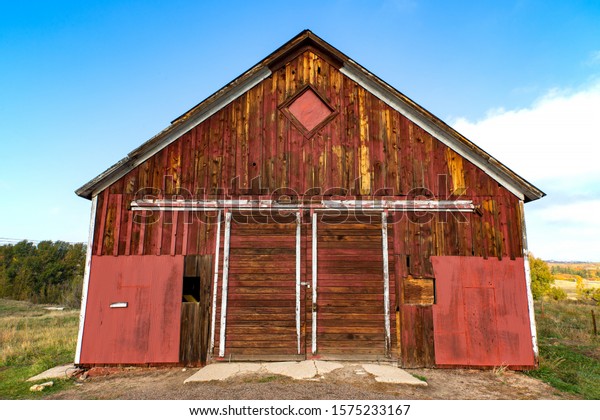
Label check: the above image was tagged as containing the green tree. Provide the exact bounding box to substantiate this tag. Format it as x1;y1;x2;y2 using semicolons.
575;275;585;298
529;254;554;299
0;240;86;306
548;286;567;301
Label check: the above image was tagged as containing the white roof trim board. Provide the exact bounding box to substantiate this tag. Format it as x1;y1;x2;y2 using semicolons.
76;30;544;202
340;64;527;201
77;67;272;199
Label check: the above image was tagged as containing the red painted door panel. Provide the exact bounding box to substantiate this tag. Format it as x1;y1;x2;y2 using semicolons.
431;256;535;368
80;255;184;364
463;287;500;365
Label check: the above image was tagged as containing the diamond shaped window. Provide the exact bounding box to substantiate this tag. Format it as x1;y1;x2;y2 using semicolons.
280;85;337;138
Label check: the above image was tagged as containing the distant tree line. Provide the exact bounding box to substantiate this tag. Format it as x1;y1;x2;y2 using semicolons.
0;240;86;307
550;264;598;280
531;256;599;304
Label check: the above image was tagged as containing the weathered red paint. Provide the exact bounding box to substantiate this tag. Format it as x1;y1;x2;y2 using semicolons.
77;31;541;368
431;256;535;368
80;255;183;364
90;45;525;262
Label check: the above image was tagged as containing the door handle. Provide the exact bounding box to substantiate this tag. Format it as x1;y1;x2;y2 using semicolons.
300;282;311;288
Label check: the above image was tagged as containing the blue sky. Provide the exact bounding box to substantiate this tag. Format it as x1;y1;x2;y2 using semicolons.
1;0;599;260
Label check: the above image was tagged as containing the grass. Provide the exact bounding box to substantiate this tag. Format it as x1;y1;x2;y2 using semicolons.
256;375;282;383
411;374;428;383
526;299;600;399
0;298;80;399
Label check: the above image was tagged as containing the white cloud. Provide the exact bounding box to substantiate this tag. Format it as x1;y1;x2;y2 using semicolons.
534;199;600;226
527;201;600;260
526;200;600;260
453;81;600;185
451;82;600;261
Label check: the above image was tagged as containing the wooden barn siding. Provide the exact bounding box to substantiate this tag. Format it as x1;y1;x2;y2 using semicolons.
88;49;526;366
92;49;524;261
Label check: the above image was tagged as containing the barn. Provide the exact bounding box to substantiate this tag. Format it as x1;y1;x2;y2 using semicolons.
74;30;544;369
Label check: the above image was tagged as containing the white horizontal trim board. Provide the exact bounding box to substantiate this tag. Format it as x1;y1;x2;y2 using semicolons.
131;199;476;212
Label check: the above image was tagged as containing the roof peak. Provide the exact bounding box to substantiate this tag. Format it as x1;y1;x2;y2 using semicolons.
75;31;544;202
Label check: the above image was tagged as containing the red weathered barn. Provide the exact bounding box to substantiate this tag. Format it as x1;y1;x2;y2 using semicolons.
75;30;544;368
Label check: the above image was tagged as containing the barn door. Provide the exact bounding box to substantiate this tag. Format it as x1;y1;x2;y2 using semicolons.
214;212;307;360
212;210;395;361
80;256;184;364
308;212;394;360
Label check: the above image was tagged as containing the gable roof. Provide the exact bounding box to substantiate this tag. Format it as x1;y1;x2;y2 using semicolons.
75;30;545;202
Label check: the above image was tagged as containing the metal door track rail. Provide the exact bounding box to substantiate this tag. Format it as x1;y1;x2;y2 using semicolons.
131;199;475;212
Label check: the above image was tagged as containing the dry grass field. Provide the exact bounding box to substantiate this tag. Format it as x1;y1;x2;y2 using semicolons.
0;299;79;399
554;279;600;300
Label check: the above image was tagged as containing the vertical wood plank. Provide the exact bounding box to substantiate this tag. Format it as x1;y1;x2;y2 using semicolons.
199;254;213;365
111;194;122;256
95;191;109;255
117;196;130;256
170;210;178;256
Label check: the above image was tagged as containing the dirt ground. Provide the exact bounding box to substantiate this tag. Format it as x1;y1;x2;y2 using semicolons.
49;364;574;400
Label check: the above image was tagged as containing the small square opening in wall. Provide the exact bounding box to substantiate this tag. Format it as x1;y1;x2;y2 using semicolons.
182;276;200;302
